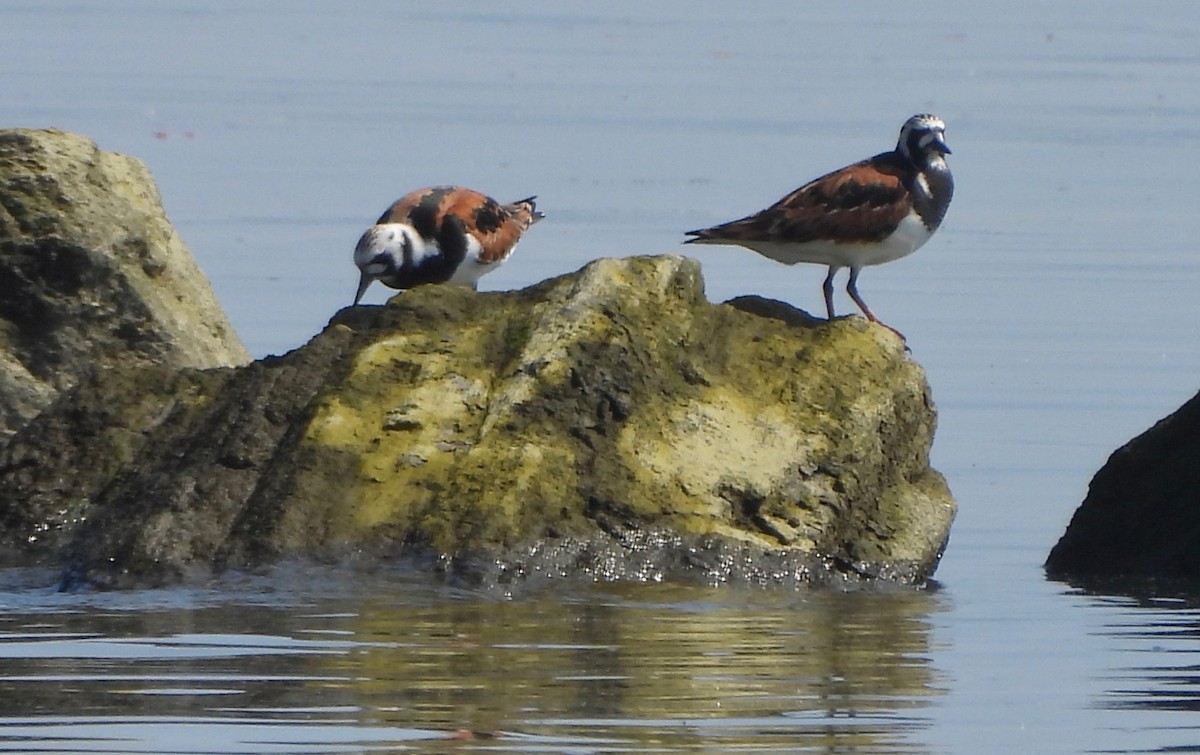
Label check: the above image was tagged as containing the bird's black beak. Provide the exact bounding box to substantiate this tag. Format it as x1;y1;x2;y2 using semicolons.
354;270;374;306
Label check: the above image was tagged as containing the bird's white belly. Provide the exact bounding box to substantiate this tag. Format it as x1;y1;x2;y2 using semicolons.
742;212;932;268
445;235;506;287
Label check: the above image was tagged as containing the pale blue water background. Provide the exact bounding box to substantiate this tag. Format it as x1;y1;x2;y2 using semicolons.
3;1;1200;752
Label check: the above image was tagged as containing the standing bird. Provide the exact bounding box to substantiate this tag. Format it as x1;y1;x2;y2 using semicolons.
684;114;953;337
353;186;543;305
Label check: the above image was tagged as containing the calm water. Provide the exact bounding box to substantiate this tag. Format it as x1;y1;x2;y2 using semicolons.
3;1;1200;752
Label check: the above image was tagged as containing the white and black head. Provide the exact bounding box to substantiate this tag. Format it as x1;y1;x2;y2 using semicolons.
897;113;951;169
353;223;421;305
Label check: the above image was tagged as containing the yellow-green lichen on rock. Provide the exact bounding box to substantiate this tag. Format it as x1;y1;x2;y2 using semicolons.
257;255;953;586
1;253;955;589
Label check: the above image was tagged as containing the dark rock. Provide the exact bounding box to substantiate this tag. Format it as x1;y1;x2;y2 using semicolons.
1046;390;1200;582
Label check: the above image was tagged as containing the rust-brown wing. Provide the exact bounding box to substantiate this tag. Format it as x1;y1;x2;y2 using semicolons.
686;153;913;245
376;186;539;264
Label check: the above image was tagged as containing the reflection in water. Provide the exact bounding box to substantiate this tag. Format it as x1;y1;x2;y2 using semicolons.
349;582;947;750
1097;594;1200;716
0;568;948;753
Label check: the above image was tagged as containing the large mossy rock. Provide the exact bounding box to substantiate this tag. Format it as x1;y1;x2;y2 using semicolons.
1046;390;1200;583
0;254;955;588
0;128;249;440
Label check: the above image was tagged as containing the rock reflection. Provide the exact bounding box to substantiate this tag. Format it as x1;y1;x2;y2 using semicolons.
338;583;949;751
0;572;949;753
1095;593;1200;716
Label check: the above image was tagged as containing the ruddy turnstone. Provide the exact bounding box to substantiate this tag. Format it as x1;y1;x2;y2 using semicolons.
684;114;953;337
353;185;543;305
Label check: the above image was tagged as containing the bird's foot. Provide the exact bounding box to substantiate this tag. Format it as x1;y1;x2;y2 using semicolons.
862;316;909;350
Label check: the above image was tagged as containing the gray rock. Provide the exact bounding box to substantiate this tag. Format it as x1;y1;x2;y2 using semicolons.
0;129;250;441
1046;390;1200;582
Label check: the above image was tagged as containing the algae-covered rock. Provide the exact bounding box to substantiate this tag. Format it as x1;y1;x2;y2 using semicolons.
1046;390;1200;583
0;128;250;440
0;254;954;588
